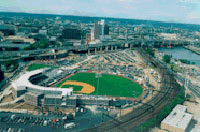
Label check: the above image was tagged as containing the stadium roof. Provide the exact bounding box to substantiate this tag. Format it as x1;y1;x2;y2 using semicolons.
12;68;73;96
44;94;62;99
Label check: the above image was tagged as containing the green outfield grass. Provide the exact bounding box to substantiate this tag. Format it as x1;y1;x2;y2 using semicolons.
27;63;56;71
56;73;143;98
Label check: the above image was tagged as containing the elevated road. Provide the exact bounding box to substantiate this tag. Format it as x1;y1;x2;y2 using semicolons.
0;38;191;62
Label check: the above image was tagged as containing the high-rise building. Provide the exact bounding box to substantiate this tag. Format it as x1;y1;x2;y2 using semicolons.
99;19;105;36
62;27;82;40
94;19;110;40
104;24;109;35
94;21;101;40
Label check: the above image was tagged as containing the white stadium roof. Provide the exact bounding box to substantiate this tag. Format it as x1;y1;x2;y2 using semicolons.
12;68;73;96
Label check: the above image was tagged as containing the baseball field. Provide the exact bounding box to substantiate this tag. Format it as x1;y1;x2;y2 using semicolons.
55;73;143;98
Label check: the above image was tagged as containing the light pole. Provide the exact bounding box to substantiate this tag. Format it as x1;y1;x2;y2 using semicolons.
184;71;189;98
96;55;102;106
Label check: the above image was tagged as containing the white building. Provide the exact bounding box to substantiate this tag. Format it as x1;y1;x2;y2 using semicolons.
12;68;73;98
161;104;192;132
159;33;177;40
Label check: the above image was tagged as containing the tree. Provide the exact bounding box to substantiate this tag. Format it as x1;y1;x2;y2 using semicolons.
0;70;4;82
4;60;18;71
24;39;49;50
163;55;171;63
5;61;13;69
145;48;155;57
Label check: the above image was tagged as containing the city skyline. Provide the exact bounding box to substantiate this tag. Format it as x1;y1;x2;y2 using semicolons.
0;0;200;25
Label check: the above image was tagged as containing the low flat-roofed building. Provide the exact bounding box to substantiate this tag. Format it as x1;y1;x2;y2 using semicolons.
161;104;192;132
0;42;31;50
172;104;187;113
4;35;35;44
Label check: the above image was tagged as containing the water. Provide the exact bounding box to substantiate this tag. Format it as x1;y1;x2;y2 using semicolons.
159;47;200;67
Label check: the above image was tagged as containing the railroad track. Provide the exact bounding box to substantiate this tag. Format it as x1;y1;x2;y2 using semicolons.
82;48;180;132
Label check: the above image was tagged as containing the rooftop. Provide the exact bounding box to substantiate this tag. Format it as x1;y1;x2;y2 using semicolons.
4;35;35;44
12;68;73;96
172;104;187;113
161;104;192;131
44;94;62;99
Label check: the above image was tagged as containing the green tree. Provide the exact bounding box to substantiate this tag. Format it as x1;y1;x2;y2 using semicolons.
163;55;171;63
145;48;155;57
5;61;13;69
0;70;4;82
24;39;49;50
5;60;18;71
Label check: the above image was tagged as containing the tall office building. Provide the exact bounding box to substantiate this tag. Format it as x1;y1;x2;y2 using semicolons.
62;27;82;40
104;24;109;35
94;21;101;40
94;19;109;40
99;19;105;36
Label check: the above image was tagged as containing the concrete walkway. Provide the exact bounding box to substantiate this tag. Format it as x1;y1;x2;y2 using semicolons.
0;95;24;107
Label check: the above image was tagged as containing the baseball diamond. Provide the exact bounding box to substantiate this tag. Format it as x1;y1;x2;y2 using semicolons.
56;72;143;98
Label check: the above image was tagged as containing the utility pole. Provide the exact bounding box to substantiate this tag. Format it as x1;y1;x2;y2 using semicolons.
96;55;102;106
184;72;189;98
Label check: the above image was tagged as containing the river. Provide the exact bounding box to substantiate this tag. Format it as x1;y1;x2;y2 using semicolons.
158;47;200;67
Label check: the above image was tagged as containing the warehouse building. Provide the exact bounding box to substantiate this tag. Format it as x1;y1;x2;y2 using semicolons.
161;104;193;132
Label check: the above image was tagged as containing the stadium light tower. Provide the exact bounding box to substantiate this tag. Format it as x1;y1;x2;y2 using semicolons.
184;72;189;98
95;55;102;106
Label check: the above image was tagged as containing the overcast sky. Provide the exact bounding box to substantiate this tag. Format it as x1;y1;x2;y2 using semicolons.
0;0;200;24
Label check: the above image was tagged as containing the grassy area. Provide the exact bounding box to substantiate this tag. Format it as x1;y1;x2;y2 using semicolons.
163;55;171;63
56;73;143;98
27;63;55;71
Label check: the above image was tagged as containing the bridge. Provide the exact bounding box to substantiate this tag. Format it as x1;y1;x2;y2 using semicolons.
0;38;197;63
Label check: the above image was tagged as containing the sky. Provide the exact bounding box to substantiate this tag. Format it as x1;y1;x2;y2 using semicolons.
0;0;200;24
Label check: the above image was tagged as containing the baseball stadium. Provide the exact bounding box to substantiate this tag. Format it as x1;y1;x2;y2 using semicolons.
12;67;144;107
11;51;146;108
55;72;143;98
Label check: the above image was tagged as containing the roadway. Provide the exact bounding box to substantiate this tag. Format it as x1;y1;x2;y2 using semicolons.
0;38;191;62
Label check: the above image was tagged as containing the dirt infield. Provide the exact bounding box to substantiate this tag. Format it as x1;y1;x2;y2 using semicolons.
59;80;95;94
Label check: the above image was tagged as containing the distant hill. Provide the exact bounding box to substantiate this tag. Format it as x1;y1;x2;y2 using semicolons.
0;12;200;31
